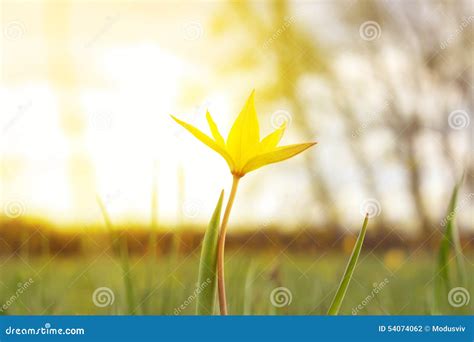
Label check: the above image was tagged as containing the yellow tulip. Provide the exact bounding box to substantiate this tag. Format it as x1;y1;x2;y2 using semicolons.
171;90;317;315
171;90;316;177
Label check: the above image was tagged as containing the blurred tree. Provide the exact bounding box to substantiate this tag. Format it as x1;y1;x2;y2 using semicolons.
340;0;473;233
206;0;472;234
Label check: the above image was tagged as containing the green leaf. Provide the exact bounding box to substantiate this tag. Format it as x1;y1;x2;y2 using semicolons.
97;195;136;314
243;261;257;315
196;190;224;315
434;174;466;310
327;214;369;315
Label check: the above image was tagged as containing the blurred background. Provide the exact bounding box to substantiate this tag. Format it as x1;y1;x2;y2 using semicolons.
0;0;472;315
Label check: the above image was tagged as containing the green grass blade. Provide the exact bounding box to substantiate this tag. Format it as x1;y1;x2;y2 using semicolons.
243;261;257;315
97;195;136;314
327;214;369;315
196;190;224;315
96;195;118;251
119;233;136;314
434;175;466;310
436;182;459;288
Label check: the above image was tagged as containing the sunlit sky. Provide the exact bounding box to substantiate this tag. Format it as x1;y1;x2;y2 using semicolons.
0;0;306;227
1;1;472;230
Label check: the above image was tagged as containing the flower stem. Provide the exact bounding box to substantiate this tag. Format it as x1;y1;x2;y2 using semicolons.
217;174;240;315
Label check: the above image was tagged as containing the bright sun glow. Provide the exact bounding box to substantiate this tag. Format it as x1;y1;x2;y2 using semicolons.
1;44;233;226
1;0;471;232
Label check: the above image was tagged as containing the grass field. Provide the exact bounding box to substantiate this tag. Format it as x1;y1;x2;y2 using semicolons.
1;250;472;315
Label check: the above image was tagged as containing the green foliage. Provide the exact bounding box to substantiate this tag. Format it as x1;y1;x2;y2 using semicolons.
328;214;369;315
196;191;224;315
1;252;472;315
434;175;467;312
97;195;136;314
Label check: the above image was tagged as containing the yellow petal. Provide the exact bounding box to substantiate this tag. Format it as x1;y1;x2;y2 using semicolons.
226;90;260;167
171;115;235;169
206;111;225;147
242;142;317;174
258;122;286;153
